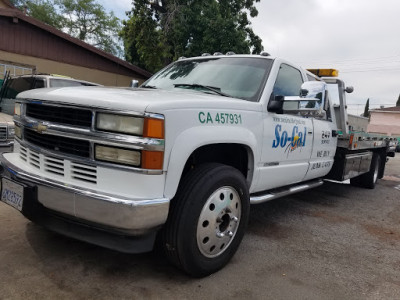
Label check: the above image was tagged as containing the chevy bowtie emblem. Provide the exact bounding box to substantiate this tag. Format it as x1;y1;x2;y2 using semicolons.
33;122;48;133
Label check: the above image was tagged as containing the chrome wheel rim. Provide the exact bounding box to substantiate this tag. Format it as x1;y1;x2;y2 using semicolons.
197;186;241;258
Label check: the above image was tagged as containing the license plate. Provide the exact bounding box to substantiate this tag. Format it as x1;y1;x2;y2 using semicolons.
1;178;24;211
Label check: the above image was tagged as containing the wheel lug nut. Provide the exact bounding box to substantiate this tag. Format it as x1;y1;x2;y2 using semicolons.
216;232;225;238
227;231;233;237
231;216;238;222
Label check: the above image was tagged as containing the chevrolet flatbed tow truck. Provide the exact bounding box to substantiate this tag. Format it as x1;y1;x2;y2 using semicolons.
0;53;397;277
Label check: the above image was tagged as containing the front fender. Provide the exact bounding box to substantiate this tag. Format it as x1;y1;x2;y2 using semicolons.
163;126;259;199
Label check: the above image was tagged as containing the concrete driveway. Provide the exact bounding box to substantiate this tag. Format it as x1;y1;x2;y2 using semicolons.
1;156;400;299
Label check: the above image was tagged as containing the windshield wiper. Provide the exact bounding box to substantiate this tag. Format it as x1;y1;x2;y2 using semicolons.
174;83;230;97
141;84;157;89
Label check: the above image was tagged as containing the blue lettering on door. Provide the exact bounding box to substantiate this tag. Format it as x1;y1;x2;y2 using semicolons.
272;125;307;149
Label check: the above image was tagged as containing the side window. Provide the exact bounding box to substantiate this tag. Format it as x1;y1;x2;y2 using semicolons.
4;77;34;99
272;64;303;97
33;79;45;88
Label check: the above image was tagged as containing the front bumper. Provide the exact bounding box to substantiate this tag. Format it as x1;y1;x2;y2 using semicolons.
0;154;170;253
0;140;13;153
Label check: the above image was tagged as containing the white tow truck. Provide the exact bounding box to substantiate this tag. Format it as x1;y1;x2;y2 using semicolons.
0;54;397;277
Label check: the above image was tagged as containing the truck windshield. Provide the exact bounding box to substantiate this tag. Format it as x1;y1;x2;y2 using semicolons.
143;57;273;102
49;79;97;87
0;77;44;115
2;77;44;100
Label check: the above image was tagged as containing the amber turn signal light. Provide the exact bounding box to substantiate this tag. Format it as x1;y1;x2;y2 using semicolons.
143;118;164;139
142;151;164;170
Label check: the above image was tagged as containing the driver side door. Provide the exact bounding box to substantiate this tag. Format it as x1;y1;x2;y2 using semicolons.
254;63;313;192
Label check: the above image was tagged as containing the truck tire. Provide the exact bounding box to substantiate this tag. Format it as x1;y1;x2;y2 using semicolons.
351;153;381;189
160;163;250;277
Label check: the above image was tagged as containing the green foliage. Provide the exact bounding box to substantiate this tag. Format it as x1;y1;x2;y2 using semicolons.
120;0;168;72
396;94;400;107
58;0;122;56
121;0;264;73
28;0;65;29
10;0;122;57
9;0;25;7
363;98;369;117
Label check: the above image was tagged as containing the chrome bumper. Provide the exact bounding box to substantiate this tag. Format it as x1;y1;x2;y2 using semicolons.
0;154;170;235
0;140;13;153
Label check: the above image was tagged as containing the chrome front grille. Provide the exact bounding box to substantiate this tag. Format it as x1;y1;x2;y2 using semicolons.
29;149;40;169
24;129;90;158
0;126;7;141
16;101;165;175
26;103;92;127
19;144;97;184
71;163;97;183
44;156;65;176
20;145;27;161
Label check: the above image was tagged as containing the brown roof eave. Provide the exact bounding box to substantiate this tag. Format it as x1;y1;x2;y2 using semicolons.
0;8;153;78
1;0;15;9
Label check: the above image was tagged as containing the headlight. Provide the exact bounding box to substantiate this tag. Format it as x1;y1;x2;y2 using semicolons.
14;103;22;116
14;125;22;139
96;113;144;135
95;145;141;166
8;126;15;138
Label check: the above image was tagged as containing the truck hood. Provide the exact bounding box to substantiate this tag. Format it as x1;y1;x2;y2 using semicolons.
16;86;262;113
0;112;14;125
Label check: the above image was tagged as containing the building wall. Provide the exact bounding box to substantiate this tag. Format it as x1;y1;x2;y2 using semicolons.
0;16;149;79
0;50;146;86
367;112;400;136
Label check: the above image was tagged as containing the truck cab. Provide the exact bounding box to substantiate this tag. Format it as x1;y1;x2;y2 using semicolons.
255;61;338;192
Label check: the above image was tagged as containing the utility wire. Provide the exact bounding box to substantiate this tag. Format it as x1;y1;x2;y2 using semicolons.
296;54;400;65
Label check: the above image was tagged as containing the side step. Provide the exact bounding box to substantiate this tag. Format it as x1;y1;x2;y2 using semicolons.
250;179;324;204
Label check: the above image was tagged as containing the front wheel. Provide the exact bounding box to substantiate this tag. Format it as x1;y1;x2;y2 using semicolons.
160;163;250;277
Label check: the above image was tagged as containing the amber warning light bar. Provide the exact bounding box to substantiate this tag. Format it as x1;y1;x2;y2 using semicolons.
307;69;339;77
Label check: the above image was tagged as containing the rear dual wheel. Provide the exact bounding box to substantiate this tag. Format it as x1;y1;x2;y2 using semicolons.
350;153;381;189
160;163;249;277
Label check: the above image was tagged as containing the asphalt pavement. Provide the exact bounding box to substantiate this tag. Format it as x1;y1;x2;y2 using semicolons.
1;156;400;299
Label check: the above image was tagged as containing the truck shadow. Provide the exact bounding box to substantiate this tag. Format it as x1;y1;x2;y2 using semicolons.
247;181;360;239
22;180;375;293
24;223;192;296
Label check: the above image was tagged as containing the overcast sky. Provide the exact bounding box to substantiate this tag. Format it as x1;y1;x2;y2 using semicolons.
99;0;400;115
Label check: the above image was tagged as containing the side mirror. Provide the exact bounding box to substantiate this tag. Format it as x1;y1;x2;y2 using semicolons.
267;95;284;114
299;81;327;102
130;79;139;88
283;81;328;115
268;81;328;115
